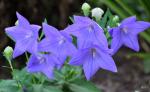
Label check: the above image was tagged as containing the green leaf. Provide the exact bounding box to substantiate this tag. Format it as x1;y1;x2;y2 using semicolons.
72;36;77;47
99;0;128;18
12;68;33;86
143;58;150;73
54;64;82;83
127;52;150;59
116;0;136;15
69;79;101;92
140;32;150;44
99;8;110;28
39;18;48;40
69;16;74;23
43;86;63;92
30;84;62;92
138;0;150;18
0;80;21;92
33;73;49;84
32;85;43;92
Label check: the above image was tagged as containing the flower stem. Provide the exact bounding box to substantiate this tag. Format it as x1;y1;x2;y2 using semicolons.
8;60;14;71
7;60;23;90
25;52;29;62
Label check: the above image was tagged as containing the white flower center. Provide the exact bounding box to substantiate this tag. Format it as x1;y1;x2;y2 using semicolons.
25;32;33;38
58;37;66;45
37;56;46;64
91;48;96;58
88;25;94;32
121;26;128;33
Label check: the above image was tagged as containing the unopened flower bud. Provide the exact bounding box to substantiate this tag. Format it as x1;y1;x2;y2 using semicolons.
81;2;91;16
113;15;119;23
92;7;104;21
15;20;18;26
3;46;13;61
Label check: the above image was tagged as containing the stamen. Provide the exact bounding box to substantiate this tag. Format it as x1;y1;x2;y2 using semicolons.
88;25;94;32
25;32;33;38
59;37;65;45
121;26;128;33
59;39;65;45
37;56;46;64
91;48;96;58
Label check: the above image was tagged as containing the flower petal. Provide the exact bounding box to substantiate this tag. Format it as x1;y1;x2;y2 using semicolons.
128;21;150;35
27;54;44;72
69;49;88;66
42;55;56;79
5;26;31;41
13;38;31;58
38;38;49;51
77;26;108;49
64;23;86;37
61;41;77;57
83;54;100;80
42;67;54;79
27;39;38;54
110;28;123;55
97;49;117;72
16;12;30;28
42;23;60;39
121;16;136;25
73;15;92;24
123;34;139;51
27;54;56;79
93;24;108;47
30;24;41;38
60;31;72;42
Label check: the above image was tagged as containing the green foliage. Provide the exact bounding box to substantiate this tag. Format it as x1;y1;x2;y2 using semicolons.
54;64;83;84
99;0;150;74
99;9;119;44
29;84;63;92
69;79;100;92
0;65;100;92
143;58;150;74
0;80;21;92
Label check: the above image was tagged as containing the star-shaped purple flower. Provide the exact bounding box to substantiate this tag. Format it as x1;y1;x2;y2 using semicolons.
38;23;77;66
27;53;60;79
5;12;41;58
64;16;108;49
69;45;117;80
110;16;150;55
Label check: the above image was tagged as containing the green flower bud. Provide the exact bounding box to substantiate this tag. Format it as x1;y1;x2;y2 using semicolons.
81;2;91;16
3;46;13;61
112;15;119;23
92;7;104;22
15;20;18;26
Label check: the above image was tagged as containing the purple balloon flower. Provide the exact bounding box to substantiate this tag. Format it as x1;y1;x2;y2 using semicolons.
69;44;117;80
38;23;77;66
27;53;60;79
64;16;108;49
5;12;41;58
110;16;150;55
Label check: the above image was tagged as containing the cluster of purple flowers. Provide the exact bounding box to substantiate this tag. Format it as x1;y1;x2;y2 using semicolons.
5;12;150;80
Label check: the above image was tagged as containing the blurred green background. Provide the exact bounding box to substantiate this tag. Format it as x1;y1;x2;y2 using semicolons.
0;0;150;92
